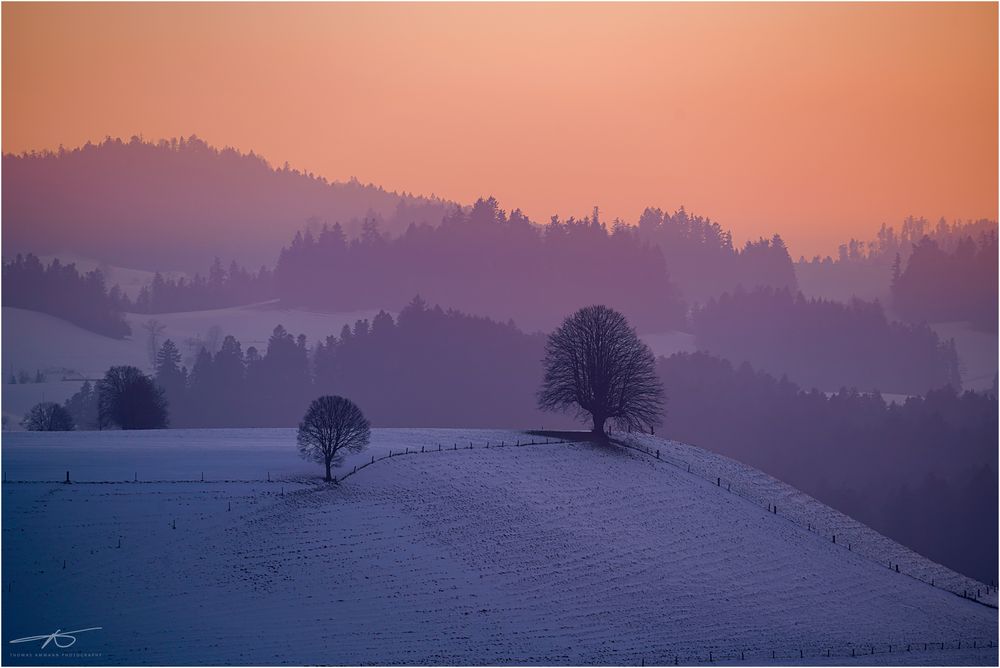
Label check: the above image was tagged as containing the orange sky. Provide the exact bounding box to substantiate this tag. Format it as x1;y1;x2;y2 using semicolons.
3;2;997;257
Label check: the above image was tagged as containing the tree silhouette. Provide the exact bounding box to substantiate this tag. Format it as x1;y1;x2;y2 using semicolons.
97;365;169;430
297;395;371;481
21;402;74;431
155;339;186;386
539;305;663;437
693;286;962;393
2;253;130;338
63;380;98;429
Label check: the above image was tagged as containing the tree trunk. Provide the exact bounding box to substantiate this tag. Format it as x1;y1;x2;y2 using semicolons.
591;413;607;438
324;459;332;482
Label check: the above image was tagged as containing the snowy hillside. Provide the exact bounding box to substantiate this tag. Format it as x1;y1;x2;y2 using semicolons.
2;429;995;665
1;305;383;424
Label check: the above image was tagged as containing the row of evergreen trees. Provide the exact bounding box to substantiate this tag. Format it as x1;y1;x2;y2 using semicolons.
120;258;275;314
659;352;996;584
891;233;998;331
634;206;798;301
123;296;547;428
275;199;688;332
800;216;997;266
692;287;961;394
273;199;800;331
3;254;130;338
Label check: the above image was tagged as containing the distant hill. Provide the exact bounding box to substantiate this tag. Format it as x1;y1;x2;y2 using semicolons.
2;136;457;272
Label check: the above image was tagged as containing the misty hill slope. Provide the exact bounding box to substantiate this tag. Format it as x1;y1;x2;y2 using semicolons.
2;137;456;271
1;304;384;426
3;429;995;665
2;303;379;376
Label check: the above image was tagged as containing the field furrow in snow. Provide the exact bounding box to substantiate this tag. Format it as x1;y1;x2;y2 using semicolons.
2;430;996;665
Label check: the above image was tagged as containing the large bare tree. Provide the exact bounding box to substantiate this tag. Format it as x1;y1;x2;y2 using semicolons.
297;396;371;482
539;305;663;437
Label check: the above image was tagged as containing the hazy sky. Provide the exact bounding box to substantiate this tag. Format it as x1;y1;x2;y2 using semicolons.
3;2;996;257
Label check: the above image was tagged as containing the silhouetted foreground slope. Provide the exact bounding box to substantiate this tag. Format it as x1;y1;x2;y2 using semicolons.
3;430;995;665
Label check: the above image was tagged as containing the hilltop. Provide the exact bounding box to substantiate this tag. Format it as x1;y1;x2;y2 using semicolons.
2;428;995;665
2;137;456;272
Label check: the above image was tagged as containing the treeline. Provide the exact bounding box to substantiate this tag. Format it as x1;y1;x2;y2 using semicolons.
793;217;998;304
129;201;796;321
634;206;797;301
693;287;961;395
62;366;168;430
3;136;455;271
66;297;554;429
659;352;997;584
892;234;998;332
800;216;998;266
126;258;275;314
276;198;688;332
59;300;996;582
2;253;130;338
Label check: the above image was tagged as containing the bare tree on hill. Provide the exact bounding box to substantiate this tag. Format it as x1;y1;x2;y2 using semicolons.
297;396;371;482
539;305;663;437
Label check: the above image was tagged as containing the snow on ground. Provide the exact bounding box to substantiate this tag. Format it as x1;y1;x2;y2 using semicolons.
641;330;697;359
29;255;182;299
929;321;998;392
1;381;85;430
2;429;995;665
619;433;997;608
1;305;385;424
1;428;530;482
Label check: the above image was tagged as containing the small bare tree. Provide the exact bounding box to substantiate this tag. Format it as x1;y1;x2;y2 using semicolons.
297;396;371;482
21;402;75;431
539;305;663;437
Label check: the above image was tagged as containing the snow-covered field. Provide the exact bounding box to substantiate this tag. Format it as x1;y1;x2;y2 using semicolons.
1;305;384;425
2;304;385;380
640;330;697;359
2;429;995;665
929;321;998;393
